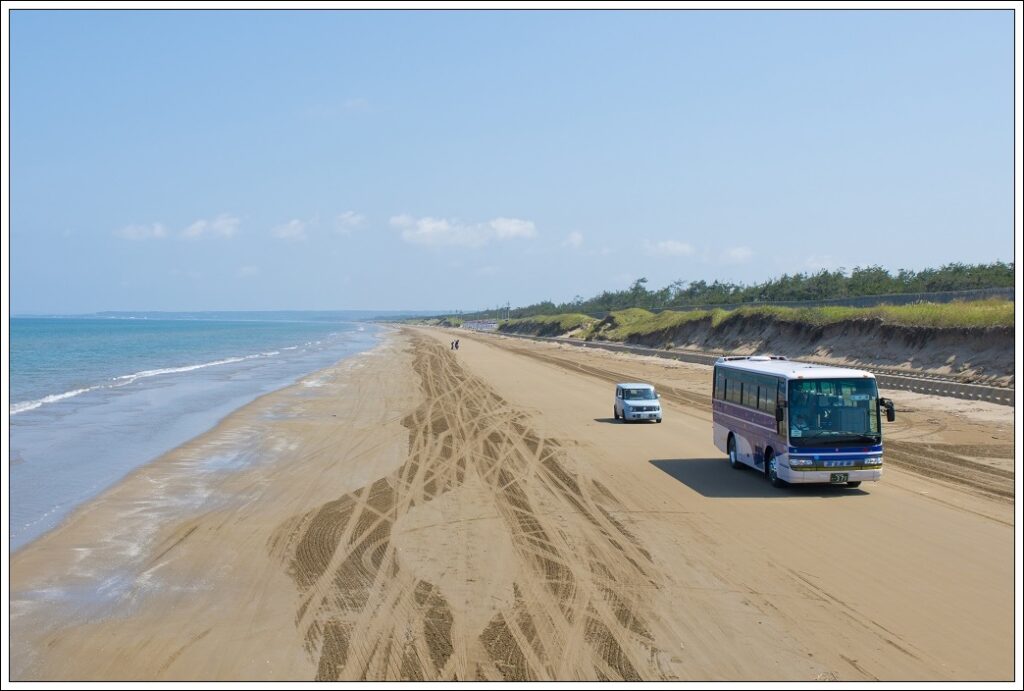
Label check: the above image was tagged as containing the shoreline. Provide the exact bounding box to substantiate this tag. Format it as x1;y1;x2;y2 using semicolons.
10;326;395;556
9;323;386;553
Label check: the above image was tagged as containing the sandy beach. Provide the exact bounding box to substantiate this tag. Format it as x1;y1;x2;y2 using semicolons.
9;327;1015;681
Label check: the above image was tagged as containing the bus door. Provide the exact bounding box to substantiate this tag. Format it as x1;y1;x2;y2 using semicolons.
777;379;787;436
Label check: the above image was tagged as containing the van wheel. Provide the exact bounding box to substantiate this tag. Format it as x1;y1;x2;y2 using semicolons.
614;407;619;420
767;452;786;488
847;481;862;488
728;436;742;469
656;418;662;423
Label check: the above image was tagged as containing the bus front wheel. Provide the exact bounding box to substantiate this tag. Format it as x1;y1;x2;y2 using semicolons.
767;452;786;488
847;481;862;488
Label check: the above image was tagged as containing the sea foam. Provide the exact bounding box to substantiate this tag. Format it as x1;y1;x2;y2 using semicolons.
11;352;279;415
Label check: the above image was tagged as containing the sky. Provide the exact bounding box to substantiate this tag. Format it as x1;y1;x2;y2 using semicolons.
8;9;1017;314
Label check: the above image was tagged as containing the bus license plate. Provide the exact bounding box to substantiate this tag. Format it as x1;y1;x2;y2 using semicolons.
830;473;849;483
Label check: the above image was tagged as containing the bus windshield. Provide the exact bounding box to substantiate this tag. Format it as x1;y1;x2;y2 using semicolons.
788;378;880;446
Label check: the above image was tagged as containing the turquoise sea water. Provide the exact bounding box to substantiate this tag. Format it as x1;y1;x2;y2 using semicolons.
9;316;382;551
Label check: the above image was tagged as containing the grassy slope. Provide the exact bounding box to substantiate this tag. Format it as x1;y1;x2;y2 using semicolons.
497;299;1013;340
713;299;1013;329
502;313;598;335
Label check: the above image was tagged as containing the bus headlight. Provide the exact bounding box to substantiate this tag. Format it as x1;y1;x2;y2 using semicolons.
789;458;814;467
864;456;883;465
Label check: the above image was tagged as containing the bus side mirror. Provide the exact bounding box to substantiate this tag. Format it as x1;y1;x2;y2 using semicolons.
880;398;895;422
775;406;785;423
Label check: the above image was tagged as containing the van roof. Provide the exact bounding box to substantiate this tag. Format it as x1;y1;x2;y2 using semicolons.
617;382;655;389
715;356;875;381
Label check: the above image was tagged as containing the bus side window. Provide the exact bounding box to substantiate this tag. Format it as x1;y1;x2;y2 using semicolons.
728;377;740;404
759;376;774;415
745;374;759;409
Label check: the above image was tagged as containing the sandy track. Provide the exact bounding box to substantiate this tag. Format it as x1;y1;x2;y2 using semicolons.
274;334;669;680
477;333;1015;501
415;328;1014;680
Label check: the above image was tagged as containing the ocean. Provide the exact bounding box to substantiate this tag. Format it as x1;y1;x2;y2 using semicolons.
8;316;383;551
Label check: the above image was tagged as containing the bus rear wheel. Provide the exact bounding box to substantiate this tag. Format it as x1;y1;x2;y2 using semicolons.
728;435;742;469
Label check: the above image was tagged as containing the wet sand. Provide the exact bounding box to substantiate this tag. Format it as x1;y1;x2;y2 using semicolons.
9;327;1017;681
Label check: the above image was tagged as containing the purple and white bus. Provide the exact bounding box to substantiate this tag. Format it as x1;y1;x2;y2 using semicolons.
712;356;895;488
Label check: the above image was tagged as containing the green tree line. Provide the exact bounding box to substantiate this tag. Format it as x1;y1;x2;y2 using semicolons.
468;261;1014;319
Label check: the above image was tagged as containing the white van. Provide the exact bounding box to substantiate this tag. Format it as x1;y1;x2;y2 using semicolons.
613;383;663;423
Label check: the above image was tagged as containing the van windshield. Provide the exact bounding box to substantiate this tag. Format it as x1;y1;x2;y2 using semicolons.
624;388;657;400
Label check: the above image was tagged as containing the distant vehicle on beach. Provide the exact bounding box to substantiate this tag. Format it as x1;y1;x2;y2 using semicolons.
712;356;895;489
613;383;663;423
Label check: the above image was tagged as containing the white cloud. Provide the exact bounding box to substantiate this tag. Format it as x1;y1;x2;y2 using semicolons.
645;239;695;256
721;246;753;264
563;231;584;249
335;211;365;234
489;217;536;239
272;219;307;242
117;214;240;241
390;215;537;247
182;214;240;239
236;265;260;278
391;215;471;246
114;223;167;240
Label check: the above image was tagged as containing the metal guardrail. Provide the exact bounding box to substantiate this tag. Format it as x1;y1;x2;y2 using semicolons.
871;373;1014;405
490;332;1015;407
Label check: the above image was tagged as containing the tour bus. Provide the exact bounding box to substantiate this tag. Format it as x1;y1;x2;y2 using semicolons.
712;356;895;488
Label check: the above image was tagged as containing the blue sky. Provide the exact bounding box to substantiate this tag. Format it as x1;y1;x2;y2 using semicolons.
9;9;1015;313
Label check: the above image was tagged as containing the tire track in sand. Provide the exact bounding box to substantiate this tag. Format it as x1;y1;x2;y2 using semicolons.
271;334;671;680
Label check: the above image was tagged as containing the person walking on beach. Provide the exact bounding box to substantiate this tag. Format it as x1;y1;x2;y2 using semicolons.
455;339;460;350
450;340;455;350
